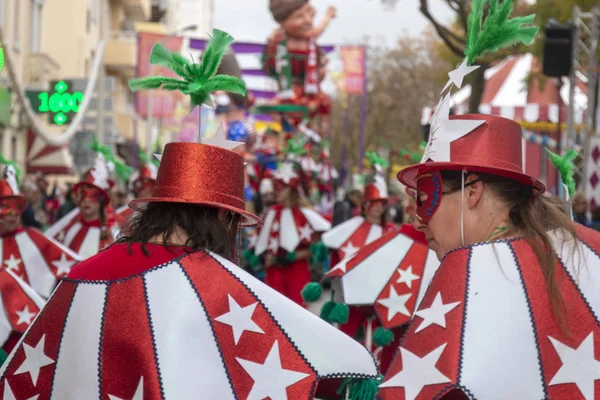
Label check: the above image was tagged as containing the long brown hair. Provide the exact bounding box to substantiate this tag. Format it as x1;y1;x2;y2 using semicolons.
116;202;239;259
441;171;577;325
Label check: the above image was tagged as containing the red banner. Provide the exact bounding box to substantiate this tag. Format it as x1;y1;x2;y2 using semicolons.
340;46;366;95
136;32;184;118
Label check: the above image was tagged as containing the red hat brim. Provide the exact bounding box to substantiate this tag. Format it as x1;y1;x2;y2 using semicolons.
128;197;262;227
397;162;545;194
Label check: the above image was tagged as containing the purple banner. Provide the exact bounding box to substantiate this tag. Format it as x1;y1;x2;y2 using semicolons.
249;89;277;100
189;39;334;54
242;69;266;77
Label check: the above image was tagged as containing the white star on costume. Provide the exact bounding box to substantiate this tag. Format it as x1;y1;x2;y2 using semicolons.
377;286;412;322
414;292;460;333
268;237;279;253
51;253;75;276
2;381;39;400
379;344;451;400
236;341;310;400
441;59;480;93
4;255;21;274
274;163;298;185
202;124;245;151
548;332;600;400
16;305;36;326
272;221;280;232
108;376;144;400
298;224;313;242
340;242;359;259
14;335;55;386
422;94;485;163
215;295;264;345
396;266;420;289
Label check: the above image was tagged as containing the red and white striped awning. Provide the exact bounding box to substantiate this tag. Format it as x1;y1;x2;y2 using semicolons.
421;53;588;125
26;129;74;175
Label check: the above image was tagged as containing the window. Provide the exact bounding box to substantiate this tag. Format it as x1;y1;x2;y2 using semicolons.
0;0;5;29
29;0;43;52
12;0;21;50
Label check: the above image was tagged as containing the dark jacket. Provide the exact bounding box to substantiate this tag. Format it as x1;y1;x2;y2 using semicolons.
332;196;359;227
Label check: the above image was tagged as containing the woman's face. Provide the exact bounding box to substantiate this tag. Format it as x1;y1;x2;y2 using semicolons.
275;184;292;204
366;200;386;221
414;173;464;260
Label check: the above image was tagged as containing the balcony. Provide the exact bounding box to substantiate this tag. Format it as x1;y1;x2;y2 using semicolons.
123;0;152;22
24;53;60;87
105;31;137;78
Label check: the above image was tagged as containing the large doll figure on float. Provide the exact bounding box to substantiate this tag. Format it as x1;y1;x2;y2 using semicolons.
263;0;336;138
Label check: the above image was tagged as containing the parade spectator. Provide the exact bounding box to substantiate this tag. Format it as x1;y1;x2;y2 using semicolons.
572;191;590;226
332;188;363;226
20;180;44;229
58;185;77;218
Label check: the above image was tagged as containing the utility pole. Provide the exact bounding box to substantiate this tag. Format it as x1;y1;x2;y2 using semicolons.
97;0;107;146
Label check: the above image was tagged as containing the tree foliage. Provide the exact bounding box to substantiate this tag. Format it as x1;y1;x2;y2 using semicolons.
329;33;447;173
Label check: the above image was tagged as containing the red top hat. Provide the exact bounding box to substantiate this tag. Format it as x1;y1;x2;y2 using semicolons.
130;164;157;194
397;114;544;193
0;171;26;213
129;142;262;227
364;175;388;203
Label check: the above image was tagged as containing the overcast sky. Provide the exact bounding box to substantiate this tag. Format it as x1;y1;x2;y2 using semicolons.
213;0;455;47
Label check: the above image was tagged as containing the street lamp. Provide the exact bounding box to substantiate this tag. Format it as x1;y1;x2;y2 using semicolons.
146;24;198;156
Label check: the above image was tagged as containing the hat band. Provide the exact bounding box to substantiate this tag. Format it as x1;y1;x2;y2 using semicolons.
152;186;245;210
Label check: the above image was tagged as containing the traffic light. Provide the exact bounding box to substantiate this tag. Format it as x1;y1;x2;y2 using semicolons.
543;19;574;77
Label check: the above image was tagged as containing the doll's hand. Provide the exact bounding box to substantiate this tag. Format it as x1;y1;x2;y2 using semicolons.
326;6;337;19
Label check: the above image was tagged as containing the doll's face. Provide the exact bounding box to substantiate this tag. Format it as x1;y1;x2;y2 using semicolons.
280;3;315;39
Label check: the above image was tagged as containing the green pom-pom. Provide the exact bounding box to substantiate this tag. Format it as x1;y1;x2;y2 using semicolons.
373;326;395;347
328;302;349;324
310;242;328;263
286;251;297;262
0;349;7;367
337;376;383;400
320;300;336;321
242;249;253;261
301;282;323;303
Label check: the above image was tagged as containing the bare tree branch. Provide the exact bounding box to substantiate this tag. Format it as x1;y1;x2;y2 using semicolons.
420;0;465;56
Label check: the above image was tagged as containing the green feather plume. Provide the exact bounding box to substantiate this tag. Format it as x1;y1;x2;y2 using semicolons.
138;151;160;167
129;29;245;109
89;137;133;183
282;138;307;157
0;45;4;72
365;151;389;169
0;154;21;185
546;148;578;197
465;0;538;64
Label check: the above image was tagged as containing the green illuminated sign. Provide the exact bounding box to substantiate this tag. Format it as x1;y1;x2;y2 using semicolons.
34;80;84;125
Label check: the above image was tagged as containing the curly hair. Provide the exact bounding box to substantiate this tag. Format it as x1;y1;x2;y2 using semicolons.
116;202;239;259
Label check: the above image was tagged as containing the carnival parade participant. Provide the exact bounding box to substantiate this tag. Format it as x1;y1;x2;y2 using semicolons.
377;2;600;394
115;153;158;226
252;158;331;305
0;161;80;298
0;30;380;399
49;153;119;259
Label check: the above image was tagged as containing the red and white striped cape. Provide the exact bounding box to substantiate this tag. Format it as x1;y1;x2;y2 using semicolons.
322;216;385;260
0;269;45;348
325;230;440;331
0;228;80;298
254;205;332;255
48;212;119;260
0;248;378;399
379;225;600;400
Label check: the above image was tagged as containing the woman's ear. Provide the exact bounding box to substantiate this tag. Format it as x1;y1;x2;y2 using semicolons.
466;177;484;209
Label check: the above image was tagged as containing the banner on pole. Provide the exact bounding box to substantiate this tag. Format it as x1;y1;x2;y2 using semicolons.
340;46;366;95
135;32;184;118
